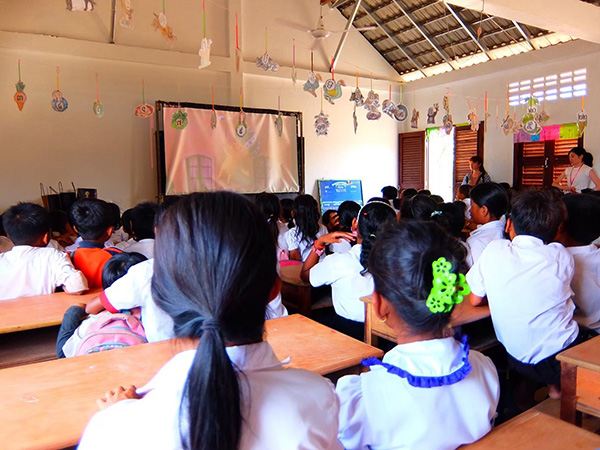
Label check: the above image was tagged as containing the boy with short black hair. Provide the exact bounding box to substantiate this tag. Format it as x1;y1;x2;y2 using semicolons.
125;202;158;259
0;202;87;300
69;199;122;289
467;189;582;399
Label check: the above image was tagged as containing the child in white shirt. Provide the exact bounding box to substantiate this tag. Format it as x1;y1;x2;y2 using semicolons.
466;182;509;265
255;193;289;261
285;194;327;262
124;202;158;259
337;221;499;450
330;200;360;254
467;189;583;399
0;202;87;300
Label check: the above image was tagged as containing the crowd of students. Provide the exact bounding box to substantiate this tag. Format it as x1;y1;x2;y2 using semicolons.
0;151;599;448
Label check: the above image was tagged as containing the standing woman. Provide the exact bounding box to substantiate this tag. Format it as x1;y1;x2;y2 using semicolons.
79;192;342;450
553;147;600;193
462;156;492;186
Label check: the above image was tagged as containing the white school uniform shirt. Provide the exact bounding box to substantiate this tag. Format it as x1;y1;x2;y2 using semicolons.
565;165;594;193
466;219;506;265
79;341;343;450
467;236;579;364
0;245;88;300
309;244;372;322
568;245;600;331
330;239;352;254
285;224;328;262
100;258;174;343
115;237;135;250
462;198;472;219
337;337;500;450
276;221;290;260
125;238;154;259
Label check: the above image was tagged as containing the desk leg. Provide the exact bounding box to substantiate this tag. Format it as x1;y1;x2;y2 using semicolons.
560;362;582;426
298;286;312;318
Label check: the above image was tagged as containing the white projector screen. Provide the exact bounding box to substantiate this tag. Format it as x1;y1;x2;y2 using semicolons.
159;103;302;195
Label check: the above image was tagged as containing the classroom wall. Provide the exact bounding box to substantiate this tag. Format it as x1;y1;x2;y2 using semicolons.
397;39;600;186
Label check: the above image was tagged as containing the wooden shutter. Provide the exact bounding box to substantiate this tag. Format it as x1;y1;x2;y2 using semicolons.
399;131;425;190
454;123;484;186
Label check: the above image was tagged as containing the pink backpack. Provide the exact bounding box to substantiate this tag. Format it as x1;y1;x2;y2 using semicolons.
75;312;148;356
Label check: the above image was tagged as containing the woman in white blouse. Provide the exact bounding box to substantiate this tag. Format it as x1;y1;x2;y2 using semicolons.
553;147;600;193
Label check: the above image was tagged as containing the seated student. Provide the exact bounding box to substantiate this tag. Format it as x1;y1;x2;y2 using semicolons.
69;199;123;289
79;192;342;450
322;209;341;233
456;184;472;219
57;252;148;358
301;202;395;340
255;193;289;261
330;200;361;254
280;198;295;230
467;190;582;399
337;221;499;449
105;203;128;247
381;186;398;211
466;182;509;265
399;193;437;221
0;214;14;253
285;194;328;262
125;202;158;259
0;203;87;300
558;194;600;332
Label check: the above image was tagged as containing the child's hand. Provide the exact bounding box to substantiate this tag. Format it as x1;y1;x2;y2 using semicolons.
316;231;356;246
96;385;140;410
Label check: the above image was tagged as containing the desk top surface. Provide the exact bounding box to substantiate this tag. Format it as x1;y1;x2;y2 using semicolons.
279;263;310;287
0;314;382;450
462;409;600;448
0;290;101;334
556;335;600;370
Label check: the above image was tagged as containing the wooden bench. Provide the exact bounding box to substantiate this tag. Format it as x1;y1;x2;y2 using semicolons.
0;314;383;450
279;263;332;317
462;409;600;448
556;335;600;426
0;290;101;368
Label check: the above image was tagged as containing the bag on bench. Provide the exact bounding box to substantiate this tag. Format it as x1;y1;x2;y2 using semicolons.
75;312;147;356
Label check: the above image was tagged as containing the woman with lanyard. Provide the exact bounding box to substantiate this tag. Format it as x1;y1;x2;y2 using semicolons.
462;156;492;186
553;147;600;193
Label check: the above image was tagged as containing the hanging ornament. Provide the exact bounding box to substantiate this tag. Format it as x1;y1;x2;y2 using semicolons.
427;103;439;124
236;87;248;138
256;27;279;71
353;104;358;134
152;1;176;46
210;86;217;129
171;108;188;130
393;85;408;122
349;73;364;106
274;96;283;137
66;0;95;11
323;62;345;105
484;92;490;133
135;79;155;118
577;97;587;137
119;0;134;29
198;1;212;69
501;91;511;136
315;92;330;136
14;60;26;111
466;98;479;132
291;39;298;87
303;50;321;97
51;66;69;113
365;76;381;120
442;90;452;134
411;108;419;129
522;96;541;135
382;85;397;119
235;13;241;73
92;73;104;118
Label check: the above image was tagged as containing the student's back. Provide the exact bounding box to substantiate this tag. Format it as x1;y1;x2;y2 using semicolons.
125;202;158;259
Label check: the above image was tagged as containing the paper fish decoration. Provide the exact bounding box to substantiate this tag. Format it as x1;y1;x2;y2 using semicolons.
256;53;279;72
14;81;26;111
303;72;322;97
52;90;68;112
411;109;419;129
274;113;283;137
349;87;364;106
323;78;345;105
314;112;330;136
119;0;134;28
134;103;154;118
171;109;188;130
198;37;212;69
152;12;176;46
427;103;439;124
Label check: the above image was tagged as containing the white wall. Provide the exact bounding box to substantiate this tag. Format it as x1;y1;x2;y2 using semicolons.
399;40;600;186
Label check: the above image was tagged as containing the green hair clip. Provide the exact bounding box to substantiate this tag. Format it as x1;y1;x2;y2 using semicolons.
426;257;471;314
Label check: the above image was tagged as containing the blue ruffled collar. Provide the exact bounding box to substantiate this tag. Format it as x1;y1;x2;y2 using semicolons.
362;334;472;388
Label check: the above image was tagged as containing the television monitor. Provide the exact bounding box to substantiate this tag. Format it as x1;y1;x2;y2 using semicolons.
317;179;363;214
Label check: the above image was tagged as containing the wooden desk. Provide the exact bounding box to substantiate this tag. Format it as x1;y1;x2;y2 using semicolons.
557;335;600;426
279;263;313;316
362;295;491;346
0;314;382;450
462;409;600;448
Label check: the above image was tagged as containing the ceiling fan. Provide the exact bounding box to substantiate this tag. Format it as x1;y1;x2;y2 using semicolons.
309;5;377;40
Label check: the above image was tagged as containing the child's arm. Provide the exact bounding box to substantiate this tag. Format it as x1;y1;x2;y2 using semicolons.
590;169;600;191
300;231;356;282
469;293;488;306
96;385;141;410
288;249;301;261
85;296;106;314
54;251;88;294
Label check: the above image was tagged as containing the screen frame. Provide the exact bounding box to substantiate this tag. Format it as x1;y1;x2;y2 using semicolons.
317;179;364;215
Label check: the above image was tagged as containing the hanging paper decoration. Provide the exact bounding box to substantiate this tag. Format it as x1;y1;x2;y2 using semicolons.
323;63;345;105
198;0;212;69
442;91;453;135
364;77;381;121
256;27;279;72
350;73;364;106
236;88;248;138
411;108;419;129
501;92;512;136
483;92;490;133
171;109;188;130
522;97;541;135
304;50;321;97
291;39;297;87
210;86;217;130
65;0;95;11
353;104;358;134
315;92;330;136
134;79;155;118
235;13;241;73
52;67;69;113
152;1;176;46
466;98;479;132
119;0;134;28
14;60;26;111
274;96;283;137
92;73;104;118
577;97;587;137
427;103;439;124
382;85;396;119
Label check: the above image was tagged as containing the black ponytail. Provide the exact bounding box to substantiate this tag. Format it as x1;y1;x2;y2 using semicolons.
292;194;320;243
255;192;282;246
358;202;397;273
152;192;276;450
